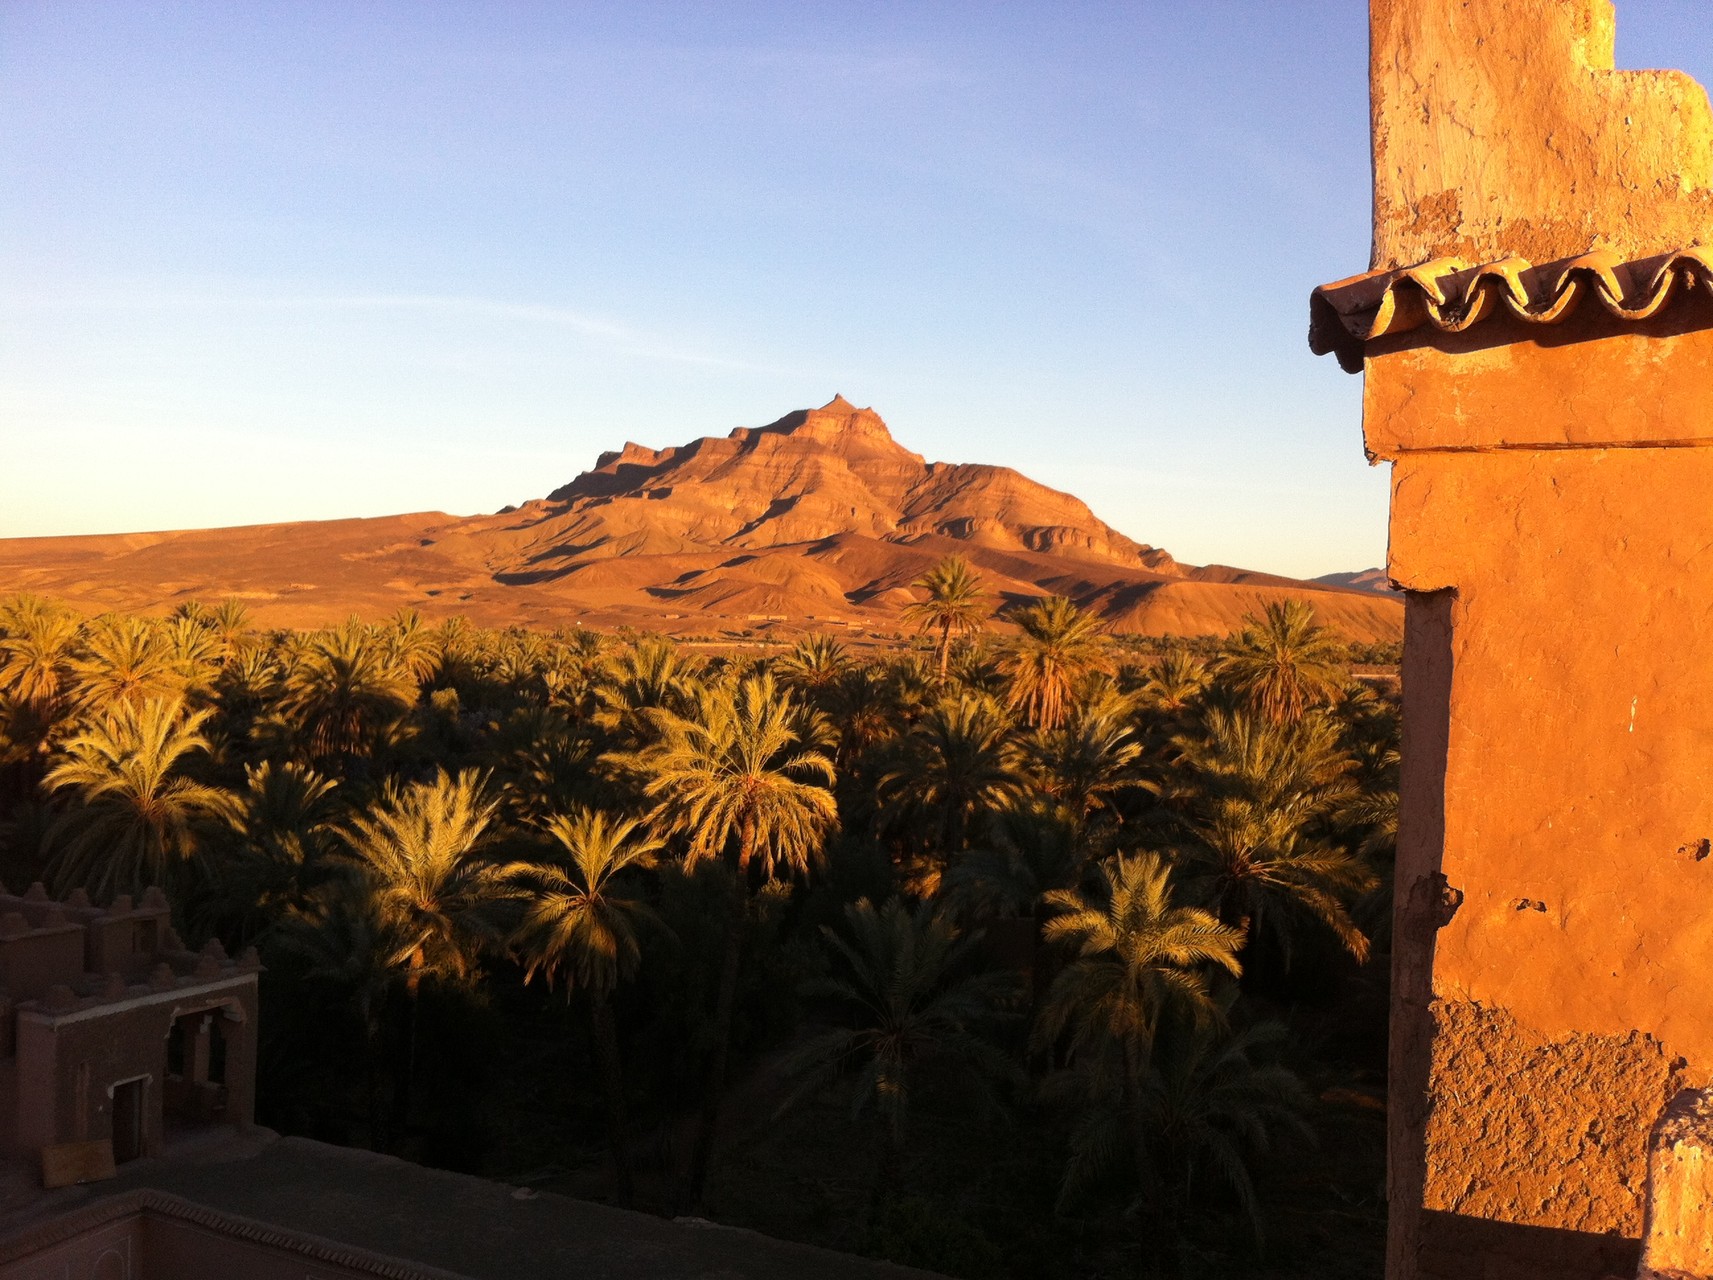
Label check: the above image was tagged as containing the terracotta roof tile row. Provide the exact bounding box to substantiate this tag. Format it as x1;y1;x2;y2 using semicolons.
1309;247;1713;372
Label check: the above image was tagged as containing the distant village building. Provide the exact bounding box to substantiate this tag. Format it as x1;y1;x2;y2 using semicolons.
0;882;258;1173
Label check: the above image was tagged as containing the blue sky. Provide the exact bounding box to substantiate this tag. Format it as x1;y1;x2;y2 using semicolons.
3;2;1707;577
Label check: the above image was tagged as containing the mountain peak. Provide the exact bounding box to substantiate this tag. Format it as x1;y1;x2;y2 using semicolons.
751;395;896;446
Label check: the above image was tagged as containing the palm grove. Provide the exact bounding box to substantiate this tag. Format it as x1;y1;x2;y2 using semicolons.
0;565;1398;1278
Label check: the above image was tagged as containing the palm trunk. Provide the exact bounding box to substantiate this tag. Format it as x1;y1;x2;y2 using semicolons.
589;989;635;1207
867;1124;902;1227
388;958;423;1151
363;1003;386;1150
683;851;748;1212
1029;895;1054;1019
1121;1035;1155;1257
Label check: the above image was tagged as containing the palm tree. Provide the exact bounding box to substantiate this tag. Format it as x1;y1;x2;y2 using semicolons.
162;614;223;701
270;874;408;1144
339;768;512;1135
947;801;1089;924
278;621;418;763
822;665;895;767
945;800;1093;1012
0;595;83;765
1002;596;1111;731
1021;699;1144;827
507;808;663;1206
1034;852;1243;1067
207;598;253;661
1139;648;1210;716
634;673;838;879
340;768;510;995
217;759;343;936
385;608;440;685
42;697;236;897
543;626;608;720
776;633;851;700
67;613;184;715
877;694;1024;874
901;556;989;682
491;705;599;828
1167;706;1374;963
1179;806;1375;966
1215;600;1348;724
776;898;1018;1210
594;636;696;743
625;672;837;1207
1051;1013;1312;1248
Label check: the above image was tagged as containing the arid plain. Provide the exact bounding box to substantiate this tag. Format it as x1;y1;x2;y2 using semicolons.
0;397;1400;641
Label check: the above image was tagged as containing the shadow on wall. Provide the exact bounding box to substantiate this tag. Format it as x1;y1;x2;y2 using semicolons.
1418;1211;1638;1280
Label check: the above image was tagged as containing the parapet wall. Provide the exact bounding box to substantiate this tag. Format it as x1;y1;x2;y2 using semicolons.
1369;0;1713;267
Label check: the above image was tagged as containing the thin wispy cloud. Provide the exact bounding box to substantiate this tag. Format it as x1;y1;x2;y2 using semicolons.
6;287;794;375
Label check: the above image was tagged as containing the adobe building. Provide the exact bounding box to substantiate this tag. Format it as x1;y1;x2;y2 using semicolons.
0;882;259;1172
1311;1;1713;1278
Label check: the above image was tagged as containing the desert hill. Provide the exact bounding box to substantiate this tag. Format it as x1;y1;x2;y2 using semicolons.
1312;567;1397;596
0;398;1402;642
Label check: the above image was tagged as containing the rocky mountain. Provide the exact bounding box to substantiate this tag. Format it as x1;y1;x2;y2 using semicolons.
0;398;1403;642
544;397;1174;570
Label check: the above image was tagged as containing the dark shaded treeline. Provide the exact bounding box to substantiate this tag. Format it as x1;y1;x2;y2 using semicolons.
0;568;1396;1278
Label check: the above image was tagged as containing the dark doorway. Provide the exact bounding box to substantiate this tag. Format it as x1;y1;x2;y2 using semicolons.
164;1010;229;1129
111;1079;144;1162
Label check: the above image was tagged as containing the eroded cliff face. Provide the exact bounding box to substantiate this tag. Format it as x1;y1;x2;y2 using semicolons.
545;396;1176;570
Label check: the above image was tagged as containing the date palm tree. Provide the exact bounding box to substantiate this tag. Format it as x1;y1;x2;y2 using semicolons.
339;769;512;1134
625;672;837;1207
1034;851;1243;1066
217;759;343;936
1167;707;1373;963
1215;600;1348;724
877;694;1024;866
162;614;223;701
385;608;440;686
1002;596;1111;731
1021;699;1145;827
68;613;184;716
822;665;894;767
270;875;407;1145
0;595;83;764
207;598;253;662
901;555;989;682
1139;648;1210;716
278;621;418;764
43;697;236;897
776;633;851;700
507;808;663;1206
594;636;697;743
1051;1013;1312;1249
775;897;1018;1211
340;768;510;995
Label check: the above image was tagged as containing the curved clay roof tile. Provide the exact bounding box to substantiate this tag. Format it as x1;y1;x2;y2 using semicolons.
1310;247;1713;372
